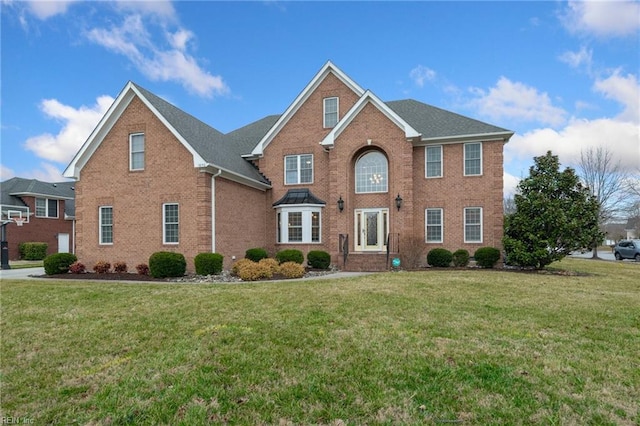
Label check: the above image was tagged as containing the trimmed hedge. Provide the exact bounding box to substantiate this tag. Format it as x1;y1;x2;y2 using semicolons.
43;253;77;275
474;247;501;268
149;251;186;278
275;249;304;265
279;261;305;278
427;248;453;267
19;242;48;260
452;249;470;267
307;250;331;269
245;247;269;262
194;252;224;275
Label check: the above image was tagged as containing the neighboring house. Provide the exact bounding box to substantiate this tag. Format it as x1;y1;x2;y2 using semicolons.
63;62;513;272
0;177;76;260
625;217;639;239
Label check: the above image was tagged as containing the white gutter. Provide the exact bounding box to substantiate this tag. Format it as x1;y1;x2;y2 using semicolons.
211;169;222;253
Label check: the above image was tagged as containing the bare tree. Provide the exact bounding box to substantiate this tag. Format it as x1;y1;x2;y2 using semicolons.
578;147;628;258
504;195;517;215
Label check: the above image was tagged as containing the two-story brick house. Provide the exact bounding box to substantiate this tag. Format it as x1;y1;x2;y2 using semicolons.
63;62;513;272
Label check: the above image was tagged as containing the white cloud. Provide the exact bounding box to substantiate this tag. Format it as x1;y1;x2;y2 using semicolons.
86;15;228;98
593;69;639;122
561;0;640;37
23;95;114;164
114;0;176;21
503;171;521;197
469;77;568;127
0;164;16;181
410;65;436;88
559;45;593;71
26;0;79;20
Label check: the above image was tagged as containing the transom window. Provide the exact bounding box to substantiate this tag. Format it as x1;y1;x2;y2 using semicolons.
99;206;113;245
285;154;313;185
35;198;58;218
323;97;338;128
464;142;482;176
355;151;388;193
464;207;483;243
425;145;443;178
425;208;443;243
163;203;179;244
276;207;322;244
130;133;145;171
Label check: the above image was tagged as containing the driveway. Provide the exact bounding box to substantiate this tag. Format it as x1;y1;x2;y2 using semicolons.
0;267;45;280
569;250;616;261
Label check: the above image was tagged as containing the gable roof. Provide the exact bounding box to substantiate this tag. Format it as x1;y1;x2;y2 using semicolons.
1;177;76;218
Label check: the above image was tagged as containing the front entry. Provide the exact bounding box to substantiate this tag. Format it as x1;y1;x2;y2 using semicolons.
354;208;388;251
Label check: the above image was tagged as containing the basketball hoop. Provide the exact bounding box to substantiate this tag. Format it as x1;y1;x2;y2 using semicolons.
15;218;25;227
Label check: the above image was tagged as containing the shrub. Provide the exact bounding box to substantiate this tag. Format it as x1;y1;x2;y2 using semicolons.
245;247;269;262
275;249;304;265
113;261;128;273
43;253;77;275
279;261;306;279
426;248;453;267
474;247;501;268
68;261;86;274
237;261;273;281
307;250;331;269
232;258;255;276
259;258;280;275
149;251;186;278
452;249;470;267
136;263;150;276
93;261;111;274
194;252;224;275
18;242;48;260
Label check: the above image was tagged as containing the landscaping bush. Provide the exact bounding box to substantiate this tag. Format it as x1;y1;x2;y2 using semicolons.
149;251;186;278
259;258;280;275
279;261;306;279
276;249;304;265
474;247;501;268
194;252;224;275
113;261;128;273
68;261;86;274
452;249;470;267
93;261;111;274
307;250;331;269
232;258;255;276
237;261;273;281
19;242;48;261
43;253;77;275
136;263;150;276
426;248;453;267
245;247;269;262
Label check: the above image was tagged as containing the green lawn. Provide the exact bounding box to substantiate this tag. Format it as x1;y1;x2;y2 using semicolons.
1;258;638;425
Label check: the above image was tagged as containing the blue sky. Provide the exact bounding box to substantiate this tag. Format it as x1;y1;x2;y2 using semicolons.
1;1;638;196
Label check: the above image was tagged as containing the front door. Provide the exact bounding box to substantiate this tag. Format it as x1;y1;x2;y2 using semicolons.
354;209;388;251
57;233;69;253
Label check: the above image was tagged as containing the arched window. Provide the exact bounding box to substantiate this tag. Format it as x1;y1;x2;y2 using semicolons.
355;151;388;193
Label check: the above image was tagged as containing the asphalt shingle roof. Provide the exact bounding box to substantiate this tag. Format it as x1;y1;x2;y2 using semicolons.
1;177;76;216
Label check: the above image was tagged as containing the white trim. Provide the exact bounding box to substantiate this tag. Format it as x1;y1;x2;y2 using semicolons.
425;145;443;178
415;131;514;146
354;150;388;194
323;96;339;128
99;206;113;245
211;170;221;253
274;205;323;244
129;132;145;171
463;142;483;176
464;207;483;243
354;208;389;252
163;203;179;245
425;208;443;243
284;154;314;185
35;197;59;219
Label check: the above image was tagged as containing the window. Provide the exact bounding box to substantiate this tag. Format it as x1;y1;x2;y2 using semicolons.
464;207;483;243
276;207;322;243
285;154;313;185
130;133;145;171
163;203;179;244
464;142;482;176
425;145;443;178
35;198;58;218
355;151;388;193
324;97;338;128
425;208;443;243
99;206;113;244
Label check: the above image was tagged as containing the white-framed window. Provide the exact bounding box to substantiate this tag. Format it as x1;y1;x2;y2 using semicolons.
99;206;113;245
425;208;443;243
275;206;322;244
35;198;58;218
464;207;483;243
130;133;145;171
163;203;179;244
285;154;313;185
355;151;388;193
464;142;482;176
323;97;338;128
425;145;443;178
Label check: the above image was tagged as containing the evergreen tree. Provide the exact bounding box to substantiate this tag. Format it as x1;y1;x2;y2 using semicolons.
504;151;601;269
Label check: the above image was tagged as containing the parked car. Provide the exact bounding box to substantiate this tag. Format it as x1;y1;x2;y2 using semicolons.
613;239;640;261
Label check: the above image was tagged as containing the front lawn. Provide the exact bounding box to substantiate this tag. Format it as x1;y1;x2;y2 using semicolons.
1;258;638;424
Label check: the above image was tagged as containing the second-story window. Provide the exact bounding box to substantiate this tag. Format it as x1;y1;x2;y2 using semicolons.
130;133;145;171
464;142;482;176
285;154;313;185
35;198;58;218
323;97;338;128
425;145;443;178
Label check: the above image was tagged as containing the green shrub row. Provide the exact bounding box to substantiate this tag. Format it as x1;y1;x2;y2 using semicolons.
426;247;501;268
19;242;48;260
246;248;331;269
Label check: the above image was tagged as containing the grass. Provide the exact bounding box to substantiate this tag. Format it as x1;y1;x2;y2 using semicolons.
1;258;638;425
7;260;43;269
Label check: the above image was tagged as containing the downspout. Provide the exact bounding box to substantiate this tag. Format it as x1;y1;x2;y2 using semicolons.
211;169;222;253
